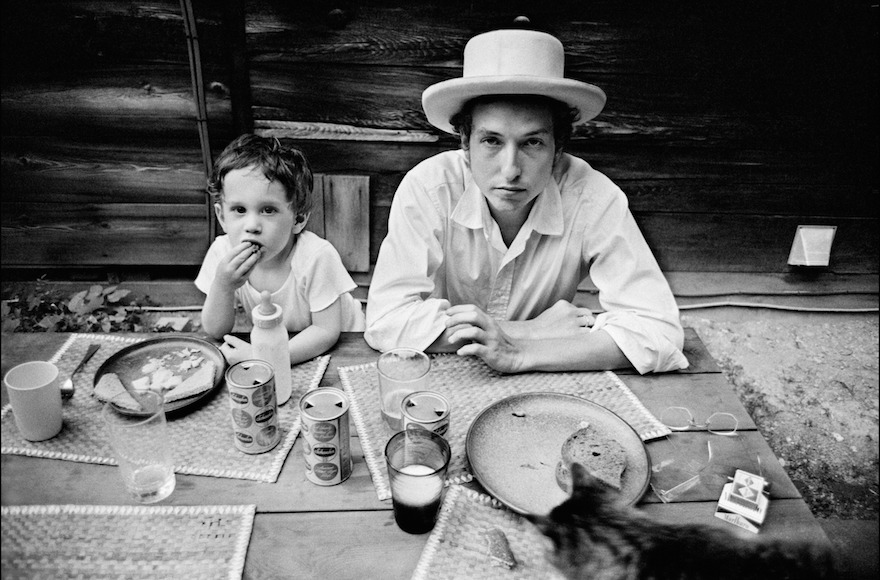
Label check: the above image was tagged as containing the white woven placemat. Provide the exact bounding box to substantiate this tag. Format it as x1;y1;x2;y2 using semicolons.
412;485;565;580
1;504;255;580
339;354;669;500
1;333;329;482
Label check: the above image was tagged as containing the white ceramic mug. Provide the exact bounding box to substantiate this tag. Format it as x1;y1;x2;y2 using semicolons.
4;361;63;441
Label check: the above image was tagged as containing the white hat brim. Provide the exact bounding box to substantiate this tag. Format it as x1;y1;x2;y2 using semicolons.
422;76;607;134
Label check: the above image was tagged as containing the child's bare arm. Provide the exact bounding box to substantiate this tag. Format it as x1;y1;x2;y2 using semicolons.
201;282;237;339
202;242;262;339
286;298;344;364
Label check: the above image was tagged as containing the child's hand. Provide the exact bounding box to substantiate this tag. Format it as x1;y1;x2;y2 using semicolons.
214;242;263;291
219;334;254;366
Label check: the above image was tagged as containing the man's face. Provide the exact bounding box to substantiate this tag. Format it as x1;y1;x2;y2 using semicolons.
466;99;557;216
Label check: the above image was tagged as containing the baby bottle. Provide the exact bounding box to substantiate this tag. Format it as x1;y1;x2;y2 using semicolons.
250;290;292;405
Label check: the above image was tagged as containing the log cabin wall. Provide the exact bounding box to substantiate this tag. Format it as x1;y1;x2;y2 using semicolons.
2;1;877;303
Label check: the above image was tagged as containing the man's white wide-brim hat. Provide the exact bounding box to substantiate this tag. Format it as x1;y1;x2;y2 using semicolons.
422;29;607;135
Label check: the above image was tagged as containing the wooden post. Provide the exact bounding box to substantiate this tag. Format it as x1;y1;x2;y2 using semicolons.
222;0;253;136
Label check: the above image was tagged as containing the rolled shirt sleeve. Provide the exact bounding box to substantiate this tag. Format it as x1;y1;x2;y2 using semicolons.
582;187;688;374
365;165;453;351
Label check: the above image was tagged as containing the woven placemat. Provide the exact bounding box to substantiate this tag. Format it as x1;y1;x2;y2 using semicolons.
412;485;565;580
339;354;670;500
1;333;329;482
1;504;254;580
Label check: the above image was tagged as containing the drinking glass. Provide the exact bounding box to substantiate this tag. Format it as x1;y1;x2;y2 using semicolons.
102;390;176;503
377;348;430;432
384;429;450;534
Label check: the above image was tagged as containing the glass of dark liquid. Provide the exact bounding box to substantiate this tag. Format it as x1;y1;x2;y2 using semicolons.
384;429;451;534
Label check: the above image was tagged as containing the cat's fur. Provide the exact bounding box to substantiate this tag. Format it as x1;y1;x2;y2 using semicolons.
527;463;837;580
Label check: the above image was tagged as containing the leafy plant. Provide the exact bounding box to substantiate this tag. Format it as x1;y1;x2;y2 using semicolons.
1;280;166;333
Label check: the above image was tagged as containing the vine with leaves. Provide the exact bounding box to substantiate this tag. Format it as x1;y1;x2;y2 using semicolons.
1;279;174;333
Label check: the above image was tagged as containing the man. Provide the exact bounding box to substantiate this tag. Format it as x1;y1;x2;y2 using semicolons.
365;28;688;374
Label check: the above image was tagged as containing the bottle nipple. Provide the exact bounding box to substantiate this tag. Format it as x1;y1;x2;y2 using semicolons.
258;291;274;316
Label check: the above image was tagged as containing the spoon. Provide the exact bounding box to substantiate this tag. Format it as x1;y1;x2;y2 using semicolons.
61;343;101;399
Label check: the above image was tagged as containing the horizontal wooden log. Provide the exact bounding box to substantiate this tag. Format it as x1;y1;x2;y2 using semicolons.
1;0;875;282
1;138;208;204
285;140;878;202
5;136;874;216
636;214;878;274
239;1;877;144
0;1;226;74
1;203;209;266
247;63;877;153
3;133;876;272
368;211;877;274
4;2;874;154
255;120;437;142
1;66;233;141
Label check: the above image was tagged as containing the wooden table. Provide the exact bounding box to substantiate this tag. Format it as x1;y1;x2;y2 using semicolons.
1;331;830;578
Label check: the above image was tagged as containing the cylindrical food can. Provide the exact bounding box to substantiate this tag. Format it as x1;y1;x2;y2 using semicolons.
401;391;450;438
225;360;281;454
300;388;352;485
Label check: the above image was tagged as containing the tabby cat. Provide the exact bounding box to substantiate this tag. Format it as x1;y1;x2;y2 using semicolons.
527;463;837;580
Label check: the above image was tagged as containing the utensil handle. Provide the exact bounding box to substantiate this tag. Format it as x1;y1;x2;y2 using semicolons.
73;344;101;373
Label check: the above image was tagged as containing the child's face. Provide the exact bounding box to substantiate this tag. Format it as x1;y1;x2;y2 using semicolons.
215;166;303;265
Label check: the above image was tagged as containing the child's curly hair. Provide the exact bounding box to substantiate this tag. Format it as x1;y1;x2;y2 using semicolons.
207;134;314;217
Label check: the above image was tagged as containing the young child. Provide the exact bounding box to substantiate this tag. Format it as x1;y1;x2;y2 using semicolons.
195;134;365;365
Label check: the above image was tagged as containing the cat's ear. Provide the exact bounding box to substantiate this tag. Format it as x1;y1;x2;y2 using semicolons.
570;462;592;488
569;463;610;499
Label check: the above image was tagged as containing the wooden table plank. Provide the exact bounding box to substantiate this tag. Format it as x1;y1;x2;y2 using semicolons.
641;431;801;502
0;435;388;512
622;372;757;430
679;326;722;374
640;499;830;545
1;430;798;509
244;511;426;580
240;500;829;580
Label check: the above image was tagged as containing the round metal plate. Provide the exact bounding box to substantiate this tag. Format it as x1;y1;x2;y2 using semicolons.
93;336;226;417
466;392;651;516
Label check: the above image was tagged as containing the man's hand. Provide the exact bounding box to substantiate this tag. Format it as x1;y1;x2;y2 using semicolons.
444;304;526;373
214;242;263;291
219;334;254;366
530;300;595;336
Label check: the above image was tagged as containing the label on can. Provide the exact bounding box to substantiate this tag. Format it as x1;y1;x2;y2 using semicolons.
225;360;281;454
401;391;450;437
300;388;352;486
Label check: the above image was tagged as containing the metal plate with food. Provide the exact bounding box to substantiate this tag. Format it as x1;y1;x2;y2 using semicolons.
93;336;226;416
466;392;651;516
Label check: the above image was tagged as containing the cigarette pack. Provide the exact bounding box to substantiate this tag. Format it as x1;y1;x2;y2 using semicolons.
714;469;769;534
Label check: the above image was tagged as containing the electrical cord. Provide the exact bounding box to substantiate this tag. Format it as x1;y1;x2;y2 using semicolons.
131;300;878;314
676;300;878;313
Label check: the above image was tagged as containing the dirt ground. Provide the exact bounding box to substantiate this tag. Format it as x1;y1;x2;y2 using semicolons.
681;312;879;520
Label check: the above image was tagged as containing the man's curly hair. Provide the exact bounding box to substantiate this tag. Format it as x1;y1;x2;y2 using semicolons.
449;95;580;152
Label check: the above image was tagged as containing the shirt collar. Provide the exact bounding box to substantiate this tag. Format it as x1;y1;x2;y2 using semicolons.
451;177;489;229
451;170;564;237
